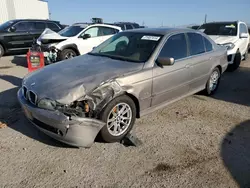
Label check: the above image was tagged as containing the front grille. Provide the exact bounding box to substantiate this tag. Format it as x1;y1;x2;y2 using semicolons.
22;86;28;99
33;118;59;134
28;91;37;105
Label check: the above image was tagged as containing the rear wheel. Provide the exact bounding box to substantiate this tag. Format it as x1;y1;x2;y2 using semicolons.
59;49;77;61
99;95;136;143
227;50;241;72
0;44;4;58
204;67;221;96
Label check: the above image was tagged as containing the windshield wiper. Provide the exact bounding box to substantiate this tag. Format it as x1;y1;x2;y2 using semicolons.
88;53;142;63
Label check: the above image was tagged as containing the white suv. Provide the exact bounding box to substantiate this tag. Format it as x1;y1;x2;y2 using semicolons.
37;23;122;62
199;21;249;71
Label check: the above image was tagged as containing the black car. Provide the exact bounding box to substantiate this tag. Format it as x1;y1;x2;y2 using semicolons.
0;19;63;57
113;22;141;30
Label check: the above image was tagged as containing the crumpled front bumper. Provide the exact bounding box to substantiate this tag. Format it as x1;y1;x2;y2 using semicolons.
17;89;105;148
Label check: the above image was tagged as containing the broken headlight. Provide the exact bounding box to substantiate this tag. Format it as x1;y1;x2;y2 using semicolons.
37;98;57;111
222;42;235;50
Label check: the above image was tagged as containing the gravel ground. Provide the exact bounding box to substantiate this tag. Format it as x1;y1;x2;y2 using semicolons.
0;55;250;188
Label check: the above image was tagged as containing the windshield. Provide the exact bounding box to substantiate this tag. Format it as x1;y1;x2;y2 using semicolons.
0;20;14;30
199;22;238;36
58;25;86;37
90;32;163;62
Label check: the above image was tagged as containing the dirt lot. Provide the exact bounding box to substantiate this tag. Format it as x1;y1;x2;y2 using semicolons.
0;55;250;188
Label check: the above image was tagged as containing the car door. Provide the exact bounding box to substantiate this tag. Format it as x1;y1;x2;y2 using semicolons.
4;21;34;50
239;23;249;54
76;26;102;55
186;32;212;91
152;33;192;106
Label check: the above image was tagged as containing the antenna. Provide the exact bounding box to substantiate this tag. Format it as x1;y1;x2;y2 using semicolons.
204;14;207;24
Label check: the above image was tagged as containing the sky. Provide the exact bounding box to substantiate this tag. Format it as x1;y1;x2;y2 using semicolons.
48;0;250;27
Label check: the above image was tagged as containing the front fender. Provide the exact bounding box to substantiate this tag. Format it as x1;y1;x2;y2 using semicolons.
58;43;80;55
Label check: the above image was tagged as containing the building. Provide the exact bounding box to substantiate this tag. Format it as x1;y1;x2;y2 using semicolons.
0;0;49;24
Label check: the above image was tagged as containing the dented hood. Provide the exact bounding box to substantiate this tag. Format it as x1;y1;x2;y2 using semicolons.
23;54;144;104
37;28;69;45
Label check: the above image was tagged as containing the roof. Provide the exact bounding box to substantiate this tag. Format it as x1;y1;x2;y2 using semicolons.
123;27;194;35
10;19;60;23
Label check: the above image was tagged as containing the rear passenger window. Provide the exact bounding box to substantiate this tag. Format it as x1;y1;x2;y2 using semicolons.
47;22;59;30
98;27;117;36
33;22;46;30
126;24;133;30
159;33;187;60
203;37;213;52
120;25;125;30
187;33;205;55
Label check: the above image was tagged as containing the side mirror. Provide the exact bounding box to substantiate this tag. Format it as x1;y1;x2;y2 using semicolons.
92;46;96;50
82;34;91;39
9;26;16;32
240;33;248;38
156;57;175;66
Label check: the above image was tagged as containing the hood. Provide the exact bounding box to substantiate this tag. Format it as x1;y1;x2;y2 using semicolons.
208;35;238;45
23;54;144;104
37;28;68;45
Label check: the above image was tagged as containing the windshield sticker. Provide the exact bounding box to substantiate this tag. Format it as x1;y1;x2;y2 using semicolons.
225;24;236;28
141;36;160;41
198;29;205;32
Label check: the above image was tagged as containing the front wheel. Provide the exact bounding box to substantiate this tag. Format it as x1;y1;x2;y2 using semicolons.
204;67;221;96
99;95;136;143
59;49;77;61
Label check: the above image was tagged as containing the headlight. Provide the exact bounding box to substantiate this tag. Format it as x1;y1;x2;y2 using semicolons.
222;43;235;50
38;98;57;110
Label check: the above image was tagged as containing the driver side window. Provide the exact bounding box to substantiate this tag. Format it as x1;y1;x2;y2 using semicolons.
158;33;188;60
82;27;98;38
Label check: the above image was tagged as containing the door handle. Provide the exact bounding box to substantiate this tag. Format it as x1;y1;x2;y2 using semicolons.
185;64;191;68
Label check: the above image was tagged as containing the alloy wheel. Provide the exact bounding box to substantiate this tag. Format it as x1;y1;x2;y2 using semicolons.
107;103;132;137
209;70;220;91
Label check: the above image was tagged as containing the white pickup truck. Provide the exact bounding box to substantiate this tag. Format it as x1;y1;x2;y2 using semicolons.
199;21;249;71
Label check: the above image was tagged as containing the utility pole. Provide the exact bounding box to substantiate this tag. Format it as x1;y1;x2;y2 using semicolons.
204;14;207;24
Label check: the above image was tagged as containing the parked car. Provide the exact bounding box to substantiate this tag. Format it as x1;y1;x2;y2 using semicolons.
113;22;140;30
18;28;228;147
0;19;63;58
38;23;122;62
199;21;249;71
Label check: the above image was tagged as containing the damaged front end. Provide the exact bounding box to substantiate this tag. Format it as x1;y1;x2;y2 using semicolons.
53;80;123;120
37;28;68;64
18;80;124;147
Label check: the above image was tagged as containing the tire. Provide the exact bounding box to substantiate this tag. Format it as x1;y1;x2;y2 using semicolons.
99;95;136;143
227;50;241;72
59;49;77;61
0;44;4;58
204;67;221;96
